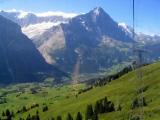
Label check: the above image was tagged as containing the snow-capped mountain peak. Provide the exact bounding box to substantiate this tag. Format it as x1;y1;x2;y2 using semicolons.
92;7;105;16
93;7;101;16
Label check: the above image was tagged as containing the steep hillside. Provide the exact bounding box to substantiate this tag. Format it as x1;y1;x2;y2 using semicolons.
0;61;159;120
0;15;67;84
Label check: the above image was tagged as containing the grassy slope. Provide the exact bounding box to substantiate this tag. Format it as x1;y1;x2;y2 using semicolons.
0;62;160;120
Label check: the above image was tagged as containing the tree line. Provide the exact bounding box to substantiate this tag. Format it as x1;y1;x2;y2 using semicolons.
0;96;116;120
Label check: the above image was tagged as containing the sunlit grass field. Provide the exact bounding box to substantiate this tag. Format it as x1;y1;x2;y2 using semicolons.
0;62;160;120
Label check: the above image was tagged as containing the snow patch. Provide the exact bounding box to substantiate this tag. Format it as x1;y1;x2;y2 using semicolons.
22;21;66;38
93;7;100;16
81;20;90;31
118;22;132;34
118;22;127;29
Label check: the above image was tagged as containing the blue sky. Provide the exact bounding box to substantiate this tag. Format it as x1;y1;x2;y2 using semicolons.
0;0;159;34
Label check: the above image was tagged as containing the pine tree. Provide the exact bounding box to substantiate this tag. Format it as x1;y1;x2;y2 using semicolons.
35;114;40;120
94;101;100;114
85;105;94;120
34;111;40;120
99;101;104;113
6;109;10;117
22;106;27;112
5;109;12;120
103;97;108;112
42;105;48;112
76;112;82;120
104;97;108;104
2;111;5;116
108;102;115;112
66;113;73;120
51;117;55;120
56;116;62;120
11;111;14;117
93;112;98;120
31;114;40;120
26;114;31;120
36;110;39;115
116;104;122;111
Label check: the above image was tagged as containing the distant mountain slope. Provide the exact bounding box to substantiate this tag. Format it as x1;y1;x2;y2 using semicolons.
0;15;66;84
0;10;75;39
35;7;160;74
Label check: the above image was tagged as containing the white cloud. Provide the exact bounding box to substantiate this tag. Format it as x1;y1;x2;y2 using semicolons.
3;9;29;18
2;9;79;18
18;10;29;18
36;11;78;18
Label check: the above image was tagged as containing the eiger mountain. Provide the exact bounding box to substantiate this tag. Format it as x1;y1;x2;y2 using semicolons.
34;7;134;73
35;7;160;74
0;15;66;84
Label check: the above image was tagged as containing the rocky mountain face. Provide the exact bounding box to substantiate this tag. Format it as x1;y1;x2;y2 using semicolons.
34;7;134;74
0;15;67;84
